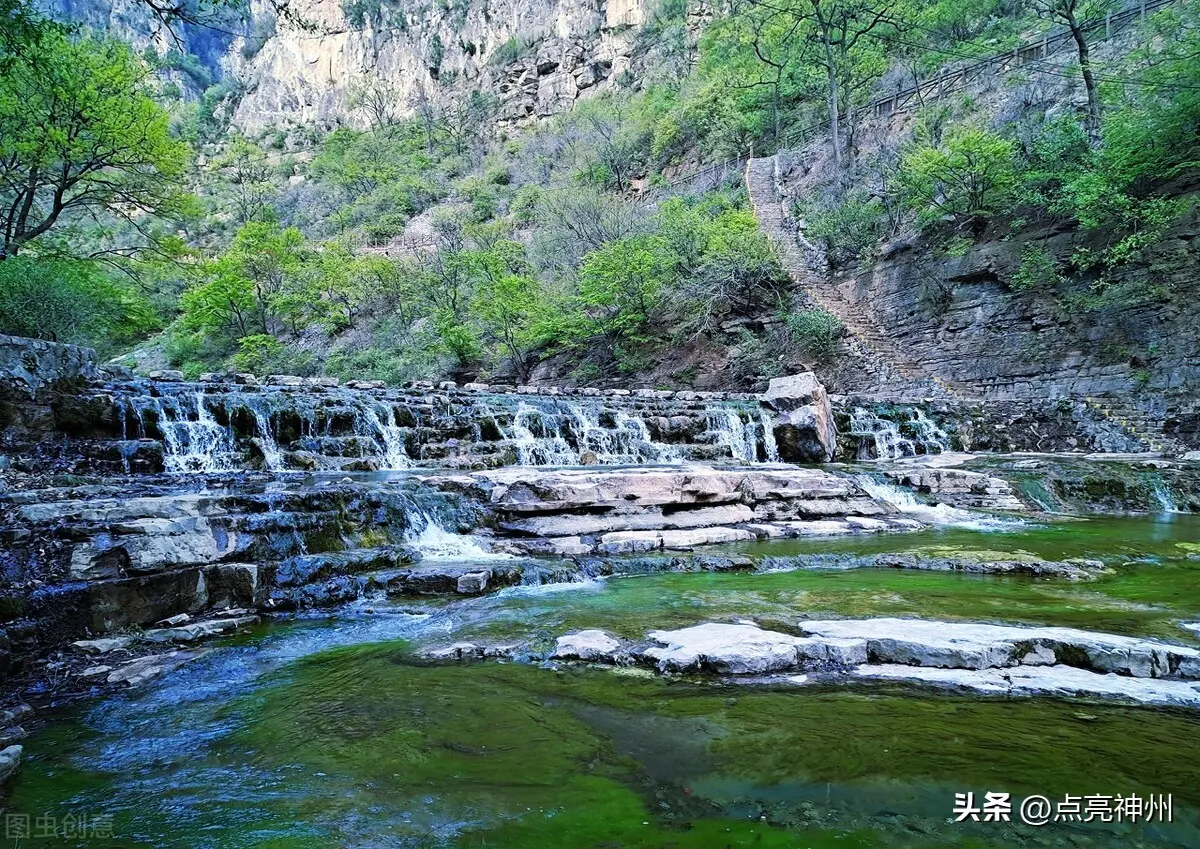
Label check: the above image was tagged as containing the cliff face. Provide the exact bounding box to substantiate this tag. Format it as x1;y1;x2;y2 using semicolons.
836;209;1200;405
229;0;647;132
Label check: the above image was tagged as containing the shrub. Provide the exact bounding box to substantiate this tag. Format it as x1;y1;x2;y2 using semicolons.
897;127;1016;228
783;308;844;362
0;257;158;353
1010;244;1064;291
800;190;888;265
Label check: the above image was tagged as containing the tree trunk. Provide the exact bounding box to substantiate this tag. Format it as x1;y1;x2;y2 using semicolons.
820;21;842;171
1068;17;1102;140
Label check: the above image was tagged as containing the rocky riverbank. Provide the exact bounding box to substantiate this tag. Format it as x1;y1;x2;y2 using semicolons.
548;617;1200;707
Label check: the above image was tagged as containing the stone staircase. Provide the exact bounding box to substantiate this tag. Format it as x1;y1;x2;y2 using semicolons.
746;156;961;401
1082;397;1184;455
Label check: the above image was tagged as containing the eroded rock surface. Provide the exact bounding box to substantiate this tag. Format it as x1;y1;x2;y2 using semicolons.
550;617;1200;706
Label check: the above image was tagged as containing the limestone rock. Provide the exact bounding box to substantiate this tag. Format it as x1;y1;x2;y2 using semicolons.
856;664;1200;708
142;615;259;643
456;571;490;594
799;618;1200;678
0;745;22;785
554;630;623;661
72;636;136;654
642;623;866;674
105;651;201;687
762;374;837;463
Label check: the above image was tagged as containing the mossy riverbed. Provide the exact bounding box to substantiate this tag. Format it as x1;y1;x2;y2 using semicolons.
5;514;1199;847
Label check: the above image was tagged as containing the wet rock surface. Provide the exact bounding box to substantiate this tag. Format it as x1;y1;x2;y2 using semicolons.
548;616;1200;706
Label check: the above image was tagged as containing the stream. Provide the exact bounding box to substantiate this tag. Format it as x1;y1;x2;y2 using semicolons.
6;511;1200;848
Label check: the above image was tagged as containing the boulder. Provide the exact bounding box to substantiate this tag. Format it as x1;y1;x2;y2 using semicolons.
643;622;866;674
0;745;22;785
456;571;490;594
147;370;184;382
761;374;836;462
554;630;623;661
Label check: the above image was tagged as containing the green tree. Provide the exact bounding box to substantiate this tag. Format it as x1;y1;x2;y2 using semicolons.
0;26;189;256
0;256;157;348
210;136;277;225
468;241;547;381
179;222;312;342
897;127;1016;228
1031;0;1114;139
570;235;676;360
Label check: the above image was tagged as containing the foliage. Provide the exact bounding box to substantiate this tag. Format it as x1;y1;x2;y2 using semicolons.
800;189;888;265
1010;244;1064;291
0;257;158;351
897;127;1017;228
0;25;190;255
783;308;844;362
342;0;381;29
563;235;675;363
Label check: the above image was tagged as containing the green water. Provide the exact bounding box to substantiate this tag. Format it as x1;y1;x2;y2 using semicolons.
445;514;1200;646
5;513;1200;847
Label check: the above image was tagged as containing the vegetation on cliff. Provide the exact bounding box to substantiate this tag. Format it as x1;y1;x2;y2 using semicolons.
1;0;1197;385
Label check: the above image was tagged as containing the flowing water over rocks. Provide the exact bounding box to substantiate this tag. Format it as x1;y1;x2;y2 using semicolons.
3;345;1200;846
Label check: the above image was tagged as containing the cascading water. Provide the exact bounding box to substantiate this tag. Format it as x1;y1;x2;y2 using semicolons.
359;403;412;469
848;407;949;461
702;406;782;465
759;410;780;463
1151;480;1180;513
705;407;758;464
856;473;1020;530
246;400;284;471
150;393;238;474
405;508;506;560
504;399;682;466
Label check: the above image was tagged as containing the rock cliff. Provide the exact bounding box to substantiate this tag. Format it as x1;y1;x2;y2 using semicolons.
229;0;648;131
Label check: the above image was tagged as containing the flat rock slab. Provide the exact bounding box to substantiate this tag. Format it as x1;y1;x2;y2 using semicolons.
855;664;1200;708
142;615;259;643
554;630;624;661
643;623;866;674
550;618;1200;706
873;552;1104;580
106;650;207;687
799;618;1200;679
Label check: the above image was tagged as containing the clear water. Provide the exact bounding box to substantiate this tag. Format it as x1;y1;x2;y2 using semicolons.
8;514;1200;847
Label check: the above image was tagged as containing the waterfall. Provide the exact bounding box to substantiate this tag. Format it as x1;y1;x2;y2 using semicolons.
1151;479;1180;513
856;474;1020;530
246;400;284;471
910;409;950;453
759;410;780;463
704;406;780;465
154;394;238;474
509;401;580;466
505;399;681;466
705;407;757;464
406;508;506;560
848;407;949;461
358;403;412;469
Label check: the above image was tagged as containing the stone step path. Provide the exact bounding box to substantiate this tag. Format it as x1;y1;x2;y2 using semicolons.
1083;397;1184;455
745;156;962;401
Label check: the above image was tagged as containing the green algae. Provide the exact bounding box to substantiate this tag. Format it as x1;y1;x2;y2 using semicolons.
9;636;1200;847
7;513;1200;847
226;652;1200;846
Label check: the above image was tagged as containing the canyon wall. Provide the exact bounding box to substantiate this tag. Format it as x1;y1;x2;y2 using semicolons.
826;205;1200;444
229;0;649;132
